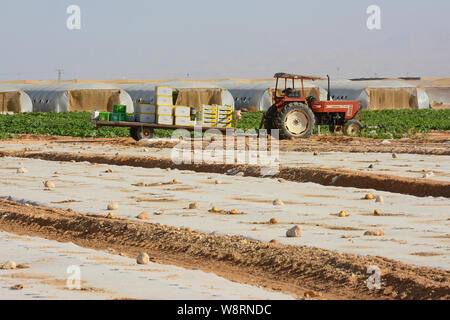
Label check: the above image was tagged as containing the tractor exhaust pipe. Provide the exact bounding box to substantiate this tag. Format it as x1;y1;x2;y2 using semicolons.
327;75;331;101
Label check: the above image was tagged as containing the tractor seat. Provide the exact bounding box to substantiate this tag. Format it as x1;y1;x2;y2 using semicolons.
282;88;299;98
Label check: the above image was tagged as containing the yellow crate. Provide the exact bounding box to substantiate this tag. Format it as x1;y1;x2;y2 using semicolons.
174;106;190;117
217;106;233;112
156;86;173;97
156;96;173;106
157;115;174;125
139;113;156;123
157;105;173;116
174;116;191;126
216;123;233;128
137;104;156;114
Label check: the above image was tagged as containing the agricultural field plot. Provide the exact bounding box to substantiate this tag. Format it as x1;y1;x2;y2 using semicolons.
0;155;448;269
1;110;449;140
1;141;448;182
0;231;291;300
0;112;449;300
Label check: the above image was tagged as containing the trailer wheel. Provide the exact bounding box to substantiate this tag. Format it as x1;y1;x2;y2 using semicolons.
130;127;139;141
344;120;362;136
275;103;315;139
135;127;154;141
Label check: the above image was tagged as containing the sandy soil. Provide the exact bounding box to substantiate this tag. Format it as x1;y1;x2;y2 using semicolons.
0;199;448;300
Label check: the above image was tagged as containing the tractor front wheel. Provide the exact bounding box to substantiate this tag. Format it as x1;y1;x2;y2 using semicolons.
344;120;363;136
275;103;315;139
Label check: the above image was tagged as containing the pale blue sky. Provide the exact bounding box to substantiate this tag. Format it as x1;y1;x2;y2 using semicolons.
0;0;449;80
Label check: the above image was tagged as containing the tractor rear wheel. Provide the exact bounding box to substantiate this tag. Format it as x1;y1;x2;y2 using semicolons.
344;119;362;136
274;103;315;139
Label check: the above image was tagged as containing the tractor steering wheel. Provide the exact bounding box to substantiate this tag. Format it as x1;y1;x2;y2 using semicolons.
307;96;317;105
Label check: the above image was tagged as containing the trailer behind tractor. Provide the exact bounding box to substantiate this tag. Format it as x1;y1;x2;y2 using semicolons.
91;73;363;141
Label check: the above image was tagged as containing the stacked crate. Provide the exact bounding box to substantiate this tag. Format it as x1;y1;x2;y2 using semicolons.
98;112;110;121
111;104;127;122
217;105;233;128
174;106;193;126
135;103;156;123
156;86;174;125
201;105;218;127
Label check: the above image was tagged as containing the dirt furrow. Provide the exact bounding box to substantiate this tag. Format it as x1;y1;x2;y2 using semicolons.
0;199;448;300
2;133;449;155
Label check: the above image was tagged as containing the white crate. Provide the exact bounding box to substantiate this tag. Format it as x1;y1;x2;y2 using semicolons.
139;113;156;123
174;106;190;117
156;96;173;106
157;105;173;116
136;104;156;114
156;86;173;97
157;115;174;125
174;116;191;126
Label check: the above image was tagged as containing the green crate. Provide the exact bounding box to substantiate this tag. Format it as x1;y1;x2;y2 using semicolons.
113;104;127;114
98;112;110;122
110;113;127;122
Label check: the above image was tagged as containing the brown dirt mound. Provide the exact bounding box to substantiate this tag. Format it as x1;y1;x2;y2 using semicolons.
2;133;449;155
0;199;448;300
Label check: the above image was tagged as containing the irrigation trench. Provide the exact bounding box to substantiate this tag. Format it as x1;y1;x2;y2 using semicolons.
0;147;449;299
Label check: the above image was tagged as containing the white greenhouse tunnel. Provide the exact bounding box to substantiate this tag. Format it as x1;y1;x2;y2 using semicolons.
0;84;33;113
423;87;450;105
116;81;235;111
316;80;430;110
1;78;435;114
19;83;134;113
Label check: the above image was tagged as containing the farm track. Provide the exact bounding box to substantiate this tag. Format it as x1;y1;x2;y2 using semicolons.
0;198;448;300
0;149;449;198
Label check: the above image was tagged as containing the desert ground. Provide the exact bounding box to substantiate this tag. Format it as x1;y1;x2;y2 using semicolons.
0;133;449;300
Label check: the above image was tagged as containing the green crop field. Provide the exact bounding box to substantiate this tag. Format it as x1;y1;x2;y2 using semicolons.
0;109;448;140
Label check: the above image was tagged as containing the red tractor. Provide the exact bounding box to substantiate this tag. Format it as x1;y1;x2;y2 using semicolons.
262;73;363;139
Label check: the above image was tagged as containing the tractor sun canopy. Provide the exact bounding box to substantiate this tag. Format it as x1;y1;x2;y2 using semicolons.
273;73;325;81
